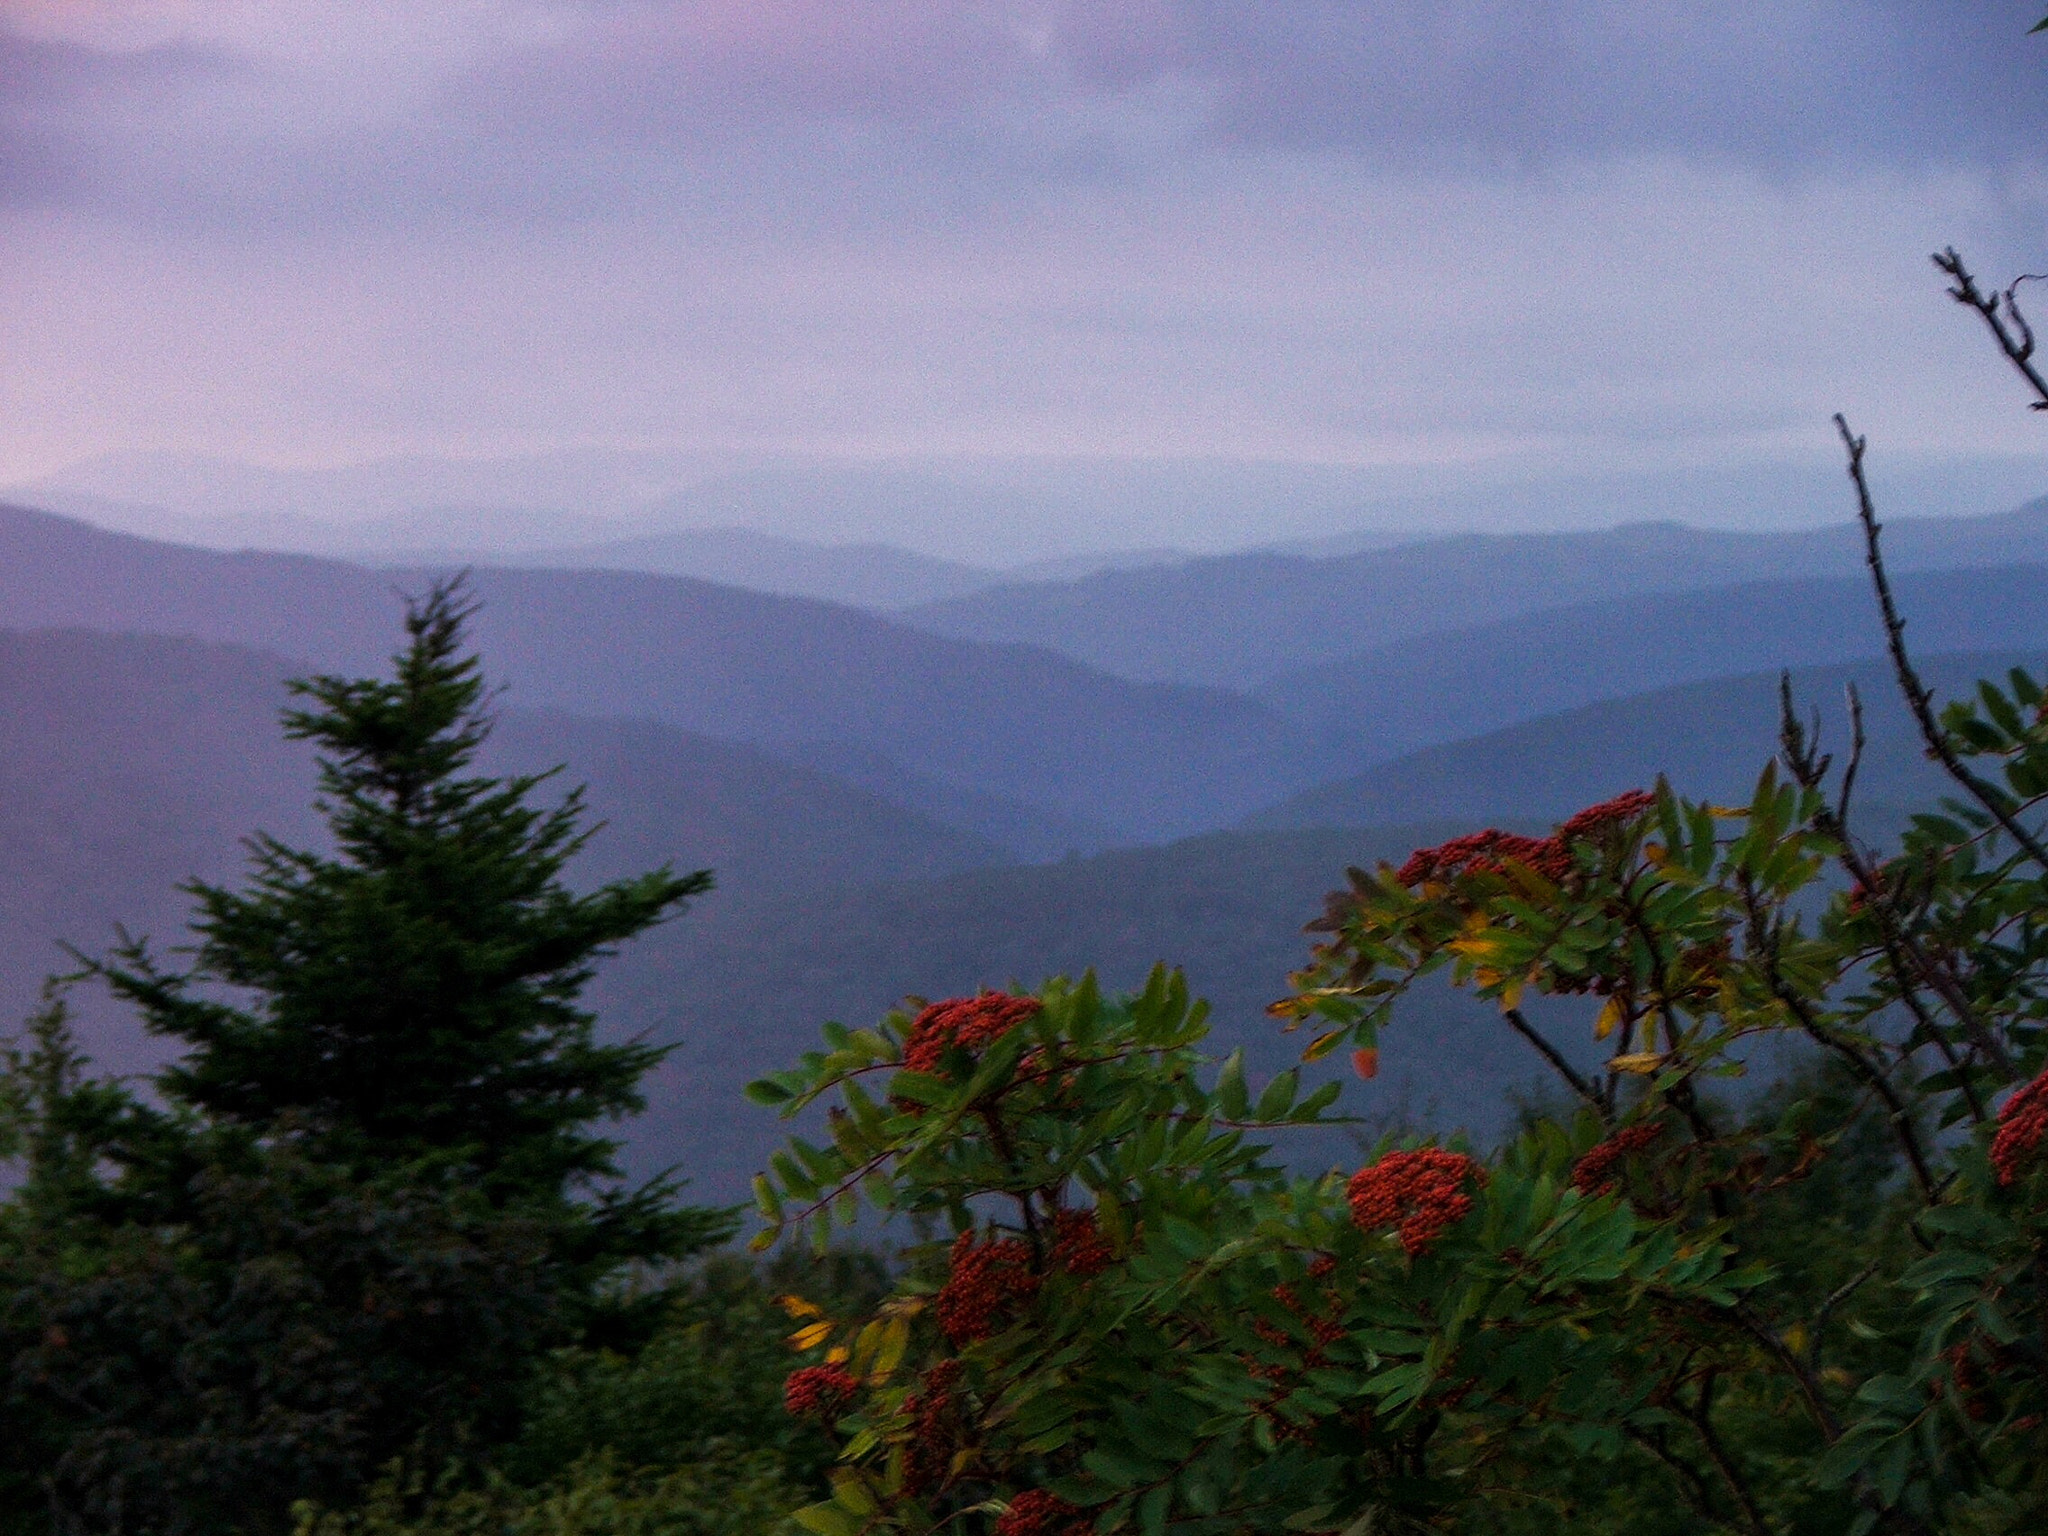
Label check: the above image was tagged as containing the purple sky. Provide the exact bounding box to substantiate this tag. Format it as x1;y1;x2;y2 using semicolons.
4;2;2048;554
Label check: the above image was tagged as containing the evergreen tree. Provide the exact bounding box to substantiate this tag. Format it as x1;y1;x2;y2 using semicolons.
0;582;731;1533
97;579;713;1225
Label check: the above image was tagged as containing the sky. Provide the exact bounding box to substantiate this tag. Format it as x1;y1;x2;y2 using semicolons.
4;2;2048;559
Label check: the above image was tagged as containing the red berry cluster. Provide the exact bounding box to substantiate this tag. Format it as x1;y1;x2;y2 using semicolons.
1992;1069;2048;1187
1398;829;1568;886
901;1358;964;1496
783;1363;859;1421
903;992;1043;1075
994;1489;1090;1536
1570;1121;1665;1196
1397;790;1655;887
1050;1209;1115;1277
936;1231;1042;1344
1347;1148;1485;1257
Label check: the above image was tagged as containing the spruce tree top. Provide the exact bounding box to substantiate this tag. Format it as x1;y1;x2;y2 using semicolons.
98;580;713;1207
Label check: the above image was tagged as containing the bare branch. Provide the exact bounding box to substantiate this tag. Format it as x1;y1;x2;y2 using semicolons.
1738;876;1943;1200
1776;670;2000;1107
1837;416;2048;908
1503;1006;1609;1123
1934;248;2048;410
1839;681;1866;825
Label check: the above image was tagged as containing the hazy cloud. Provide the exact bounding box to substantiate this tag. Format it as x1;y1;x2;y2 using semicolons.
11;2;2048;230
4;2;2047;546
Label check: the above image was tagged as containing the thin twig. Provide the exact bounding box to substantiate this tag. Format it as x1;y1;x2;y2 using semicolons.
1624;1424;1728;1531
1808;1259;1883;1370
1839;679;1865;825
1934;248;2048;409
1777;676;1998;1115
1838;413;2048;883
1740;879;1941;1201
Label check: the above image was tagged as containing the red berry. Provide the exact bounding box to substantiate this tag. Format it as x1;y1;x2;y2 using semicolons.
1993;1070;2048;1187
995;1489;1090;1536
936;1231;1041;1344
1347;1148;1485;1257
1050;1209;1115;1277
1570;1121;1666;1196
903;993;1042;1076
783;1364;859;1420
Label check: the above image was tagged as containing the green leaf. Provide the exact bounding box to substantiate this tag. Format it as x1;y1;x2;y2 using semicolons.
1254;1069;1300;1120
792;1502;860;1536
1216;1050;1250;1120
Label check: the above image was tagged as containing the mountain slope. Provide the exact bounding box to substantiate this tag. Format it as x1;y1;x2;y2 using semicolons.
899;501;2048;688
421;526;999;609
1256;564;2048;764
0;502;1319;841
1248;649;2038;831
23;633;2026;1208
0;626;997;1070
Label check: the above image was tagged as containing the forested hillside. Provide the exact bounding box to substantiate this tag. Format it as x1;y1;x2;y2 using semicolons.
898;499;2048;686
0;503;1318;844
1256;567;2048;762
0;627;992;1069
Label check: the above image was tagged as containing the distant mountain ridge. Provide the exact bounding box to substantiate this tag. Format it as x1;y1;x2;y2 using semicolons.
899;500;2048;688
5;617;2039;1207
0;625;999;1073
0;502;1325;845
1247;649;2038;832
1255;563;2048;764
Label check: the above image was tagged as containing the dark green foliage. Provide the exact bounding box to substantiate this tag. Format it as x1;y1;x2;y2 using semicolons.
0;585;729;1533
293;1249;890;1536
94;580;713;1213
505;1250;888;1491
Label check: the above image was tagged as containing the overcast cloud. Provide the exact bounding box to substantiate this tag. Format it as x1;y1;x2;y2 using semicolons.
4;2;2047;553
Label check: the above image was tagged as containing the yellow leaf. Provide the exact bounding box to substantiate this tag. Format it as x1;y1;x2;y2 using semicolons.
1448;935;1506;963
825;1345;851;1365
1608;1052;1666;1075
1594;997;1625;1041
789;1321;834;1351
777;1294;825;1321
1498;974;1525;1009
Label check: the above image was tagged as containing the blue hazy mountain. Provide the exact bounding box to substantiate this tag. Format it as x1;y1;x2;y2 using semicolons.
0;625;999;1071
900;501;2048;688
1248;649;2037;832
0;502;1322;844
1254;564;2048;765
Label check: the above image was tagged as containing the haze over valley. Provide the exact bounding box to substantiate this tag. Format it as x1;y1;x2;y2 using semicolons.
6;487;2048;1199
9;0;2048;1202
